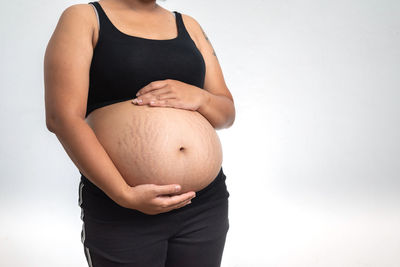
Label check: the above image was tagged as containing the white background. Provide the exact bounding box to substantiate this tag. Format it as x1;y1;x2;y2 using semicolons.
1;0;399;266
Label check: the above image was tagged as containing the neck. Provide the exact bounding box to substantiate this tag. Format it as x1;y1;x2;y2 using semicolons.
117;0;159;12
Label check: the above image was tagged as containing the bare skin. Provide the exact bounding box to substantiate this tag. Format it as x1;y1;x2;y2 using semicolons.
44;0;235;215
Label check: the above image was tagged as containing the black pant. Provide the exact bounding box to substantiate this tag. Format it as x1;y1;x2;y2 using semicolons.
78;167;230;267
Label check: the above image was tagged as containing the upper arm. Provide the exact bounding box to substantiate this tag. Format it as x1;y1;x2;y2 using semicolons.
181;14;234;103
44;4;95;129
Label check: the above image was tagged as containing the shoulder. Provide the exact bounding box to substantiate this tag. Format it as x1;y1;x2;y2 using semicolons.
60;3;95;20
179;12;210;49
179;12;216;53
56;4;97;33
180;12;204;36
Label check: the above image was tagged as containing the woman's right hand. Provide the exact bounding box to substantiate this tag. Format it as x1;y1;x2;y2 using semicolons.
118;183;196;215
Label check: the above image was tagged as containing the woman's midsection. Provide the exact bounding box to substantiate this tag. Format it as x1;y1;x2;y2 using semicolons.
85;100;223;193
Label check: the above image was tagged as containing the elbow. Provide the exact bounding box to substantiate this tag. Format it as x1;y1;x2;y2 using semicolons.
46;117;63;134
226;117;235;128
46;120;56;133
222;117;235;130
223;104;236;129
46;113;58;133
216;105;235;130
214;113;235;130
45;112;84;134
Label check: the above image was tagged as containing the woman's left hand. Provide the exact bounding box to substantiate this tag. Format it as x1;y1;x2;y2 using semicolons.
132;79;205;111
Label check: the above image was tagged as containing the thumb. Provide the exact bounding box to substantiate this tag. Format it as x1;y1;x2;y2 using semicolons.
153;184;181;196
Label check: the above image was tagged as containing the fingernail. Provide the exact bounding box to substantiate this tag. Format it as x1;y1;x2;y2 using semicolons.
136;92;141;96
132;98;137;104
138;99;142;103
188;201;192;204
175;185;181;191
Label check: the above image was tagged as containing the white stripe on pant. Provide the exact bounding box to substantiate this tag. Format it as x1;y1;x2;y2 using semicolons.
79;181;94;267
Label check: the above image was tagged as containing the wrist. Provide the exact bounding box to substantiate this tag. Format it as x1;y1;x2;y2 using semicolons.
116;182;137;209
198;89;210;112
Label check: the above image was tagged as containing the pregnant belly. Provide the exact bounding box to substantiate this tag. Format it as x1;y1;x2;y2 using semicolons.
85;100;223;193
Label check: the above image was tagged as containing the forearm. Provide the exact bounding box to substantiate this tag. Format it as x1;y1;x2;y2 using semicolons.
197;89;235;130
49;118;129;204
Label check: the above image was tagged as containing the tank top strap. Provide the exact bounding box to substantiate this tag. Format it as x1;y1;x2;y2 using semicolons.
88;1;113;34
173;11;191;40
88;2;190;42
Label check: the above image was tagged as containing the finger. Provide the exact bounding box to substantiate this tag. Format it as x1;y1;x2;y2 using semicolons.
137;90;174;105
153;184;182;196
136;87;171;99
149;97;177;107
141;92;176;105
136;80;169;97
162;197;192;211
154;92;176;102
157;191;196;208
153;88;173;100
166;199;192;211
133;91;172;106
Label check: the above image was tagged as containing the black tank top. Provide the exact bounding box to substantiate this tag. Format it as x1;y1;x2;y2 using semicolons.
86;1;206;118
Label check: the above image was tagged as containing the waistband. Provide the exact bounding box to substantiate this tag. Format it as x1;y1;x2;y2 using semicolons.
79;166;228;220
81;166;225;196
193;167;225;196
